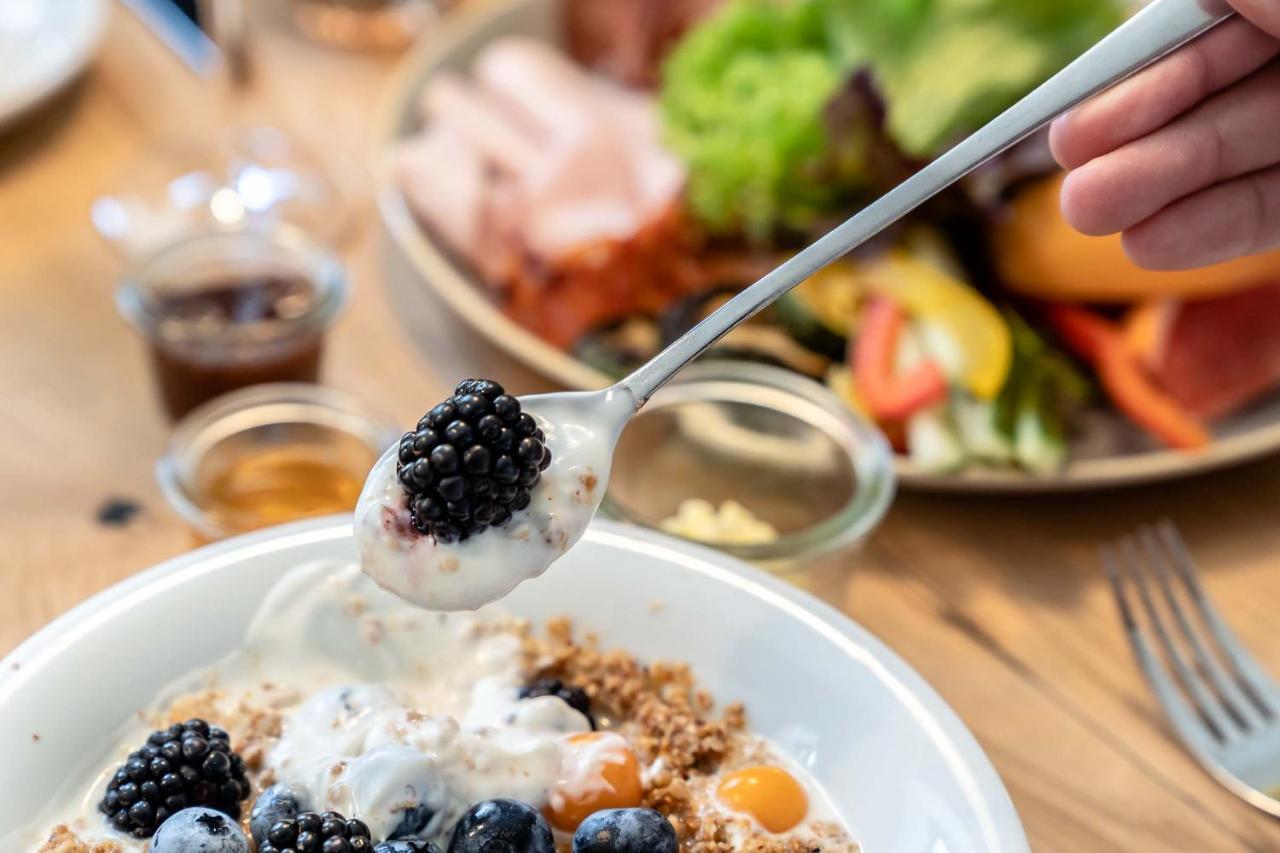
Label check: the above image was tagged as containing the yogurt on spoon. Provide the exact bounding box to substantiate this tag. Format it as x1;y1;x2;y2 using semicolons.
356;381;632;611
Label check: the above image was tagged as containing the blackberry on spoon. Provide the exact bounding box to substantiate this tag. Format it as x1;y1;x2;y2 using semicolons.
397;379;550;543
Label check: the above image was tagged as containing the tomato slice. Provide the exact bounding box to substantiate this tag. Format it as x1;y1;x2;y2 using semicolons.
854;297;948;421
1045;305;1209;450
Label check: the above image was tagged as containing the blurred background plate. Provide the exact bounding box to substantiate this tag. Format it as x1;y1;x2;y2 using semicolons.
373;0;1280;493
0;0;108;129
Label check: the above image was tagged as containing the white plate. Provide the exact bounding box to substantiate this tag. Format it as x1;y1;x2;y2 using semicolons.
0;0;107;129
373;0;1280;493
0;517;1027;852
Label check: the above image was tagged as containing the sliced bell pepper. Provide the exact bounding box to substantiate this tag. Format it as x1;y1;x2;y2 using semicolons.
853;296;948;421
863;249;1012;399
1046;305;1209;450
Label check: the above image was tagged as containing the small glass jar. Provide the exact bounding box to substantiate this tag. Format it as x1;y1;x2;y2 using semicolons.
601;362;895;587
117;226;348;420
157;383;398;541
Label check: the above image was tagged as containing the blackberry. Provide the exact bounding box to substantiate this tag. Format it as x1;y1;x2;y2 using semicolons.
97;718;250;839
259;810;373;853
376;841;441;853
518;678;595;729
398;379;551;542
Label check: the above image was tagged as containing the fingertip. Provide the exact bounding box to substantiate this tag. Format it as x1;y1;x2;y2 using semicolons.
1047;115;1078;170
1058;166;1117;238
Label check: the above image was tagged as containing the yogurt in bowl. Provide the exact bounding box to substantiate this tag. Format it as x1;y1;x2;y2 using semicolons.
0;518;1028;853
14;559;854;851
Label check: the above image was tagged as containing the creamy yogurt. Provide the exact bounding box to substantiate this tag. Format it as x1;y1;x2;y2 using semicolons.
356;389;633;612
16;559;849;849
18;562;592;848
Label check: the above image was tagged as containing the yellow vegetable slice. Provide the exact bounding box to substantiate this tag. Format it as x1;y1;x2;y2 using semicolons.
863;249;1012;399
793;262;865;336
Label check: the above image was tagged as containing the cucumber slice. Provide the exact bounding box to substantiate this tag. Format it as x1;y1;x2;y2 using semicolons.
907;407;966;473
952;394;1014;462
1015;404;1067;475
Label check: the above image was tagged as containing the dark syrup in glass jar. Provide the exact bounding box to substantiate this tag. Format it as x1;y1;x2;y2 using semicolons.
118;228;347;420
149;275;323;418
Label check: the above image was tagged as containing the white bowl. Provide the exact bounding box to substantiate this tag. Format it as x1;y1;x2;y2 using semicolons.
0;518;1027;852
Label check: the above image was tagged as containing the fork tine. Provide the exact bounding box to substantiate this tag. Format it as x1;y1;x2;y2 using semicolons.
1138;526;1266;733
1157;520;1279;719
1104;546;1223;760
1115;536;1240;743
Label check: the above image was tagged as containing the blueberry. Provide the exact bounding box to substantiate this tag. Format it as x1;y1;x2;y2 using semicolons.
447;799;554;853
250;783;307;844
388;799;436;839
571;808;677;853
152;807;250;853
376;840;442;853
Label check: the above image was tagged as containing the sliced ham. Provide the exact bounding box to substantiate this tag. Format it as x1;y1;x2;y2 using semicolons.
1131;281;1280;420
587;77;687;218
418;73;544;176
395;37;692;328
394;125;486;261
473;38;605;145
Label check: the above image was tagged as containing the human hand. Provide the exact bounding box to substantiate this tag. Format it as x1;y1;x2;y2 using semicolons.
1049;1;1280;270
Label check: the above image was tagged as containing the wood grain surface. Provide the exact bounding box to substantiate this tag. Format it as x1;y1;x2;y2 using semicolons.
1;4;1278;850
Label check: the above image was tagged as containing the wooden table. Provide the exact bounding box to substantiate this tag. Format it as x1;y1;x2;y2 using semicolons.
3;5;1279;851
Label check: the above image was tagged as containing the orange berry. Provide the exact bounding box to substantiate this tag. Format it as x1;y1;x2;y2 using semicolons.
717;765;808;833
545;731;643;832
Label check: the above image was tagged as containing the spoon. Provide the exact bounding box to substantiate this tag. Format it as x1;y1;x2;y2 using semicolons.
358;0;1235;611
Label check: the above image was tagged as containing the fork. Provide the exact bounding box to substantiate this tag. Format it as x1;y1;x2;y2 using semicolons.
1104;521;1280;817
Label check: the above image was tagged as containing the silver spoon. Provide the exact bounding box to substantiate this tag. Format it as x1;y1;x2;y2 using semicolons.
360;0;1235;611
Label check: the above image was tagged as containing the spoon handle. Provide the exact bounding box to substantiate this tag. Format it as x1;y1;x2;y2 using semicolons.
618;0;1234;406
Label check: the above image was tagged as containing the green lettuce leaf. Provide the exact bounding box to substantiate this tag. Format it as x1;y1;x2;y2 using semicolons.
661;0;1124;239
660;0;844;241
825;0;1123;156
